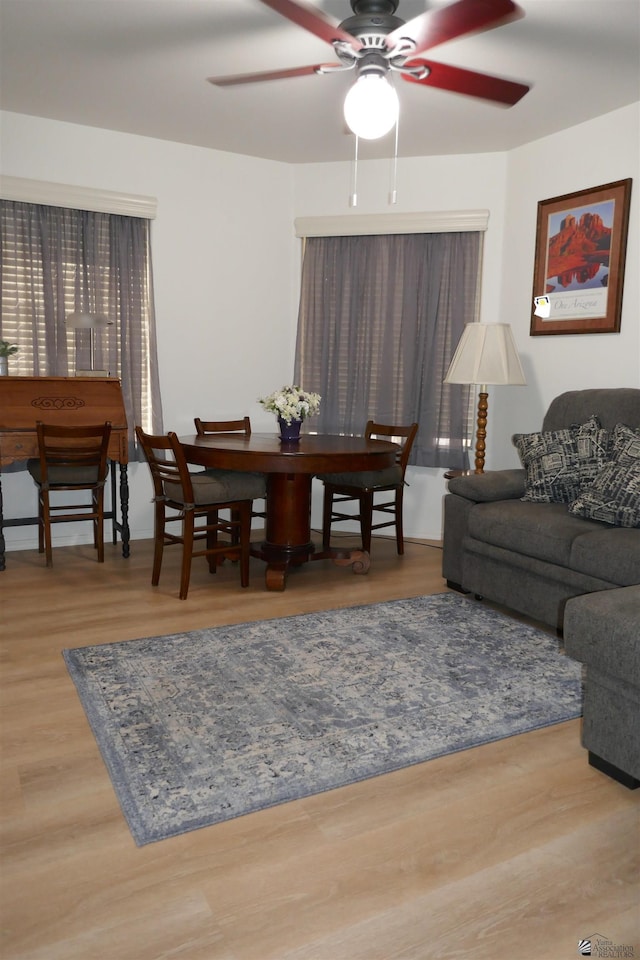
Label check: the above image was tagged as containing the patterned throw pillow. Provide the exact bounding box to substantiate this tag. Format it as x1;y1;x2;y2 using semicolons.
569;422;640;528
512;415;608;504
574;416;611;487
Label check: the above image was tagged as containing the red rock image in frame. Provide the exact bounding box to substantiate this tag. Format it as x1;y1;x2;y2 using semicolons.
530;179;632;335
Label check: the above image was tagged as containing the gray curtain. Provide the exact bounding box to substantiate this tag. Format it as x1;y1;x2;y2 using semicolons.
0;200;163;459
294;232;480;469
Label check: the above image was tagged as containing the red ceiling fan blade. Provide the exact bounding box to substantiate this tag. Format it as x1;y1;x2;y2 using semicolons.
208;64;336;87
386;0;523;58
402;58;530;106
257;0;363;52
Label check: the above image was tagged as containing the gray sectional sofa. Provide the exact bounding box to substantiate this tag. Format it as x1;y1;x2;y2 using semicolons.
564;585;640;789
442;388;640;631
442;387;640;788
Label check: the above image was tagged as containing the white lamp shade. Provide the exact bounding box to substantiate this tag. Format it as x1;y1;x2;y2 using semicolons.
444;323;526;387
344;74;399;140
66;311;112;329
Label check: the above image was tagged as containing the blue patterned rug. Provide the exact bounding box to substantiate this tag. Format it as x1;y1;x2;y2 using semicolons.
63;593;582;845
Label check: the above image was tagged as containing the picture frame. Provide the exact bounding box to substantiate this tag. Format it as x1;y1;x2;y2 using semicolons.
530;178;632;336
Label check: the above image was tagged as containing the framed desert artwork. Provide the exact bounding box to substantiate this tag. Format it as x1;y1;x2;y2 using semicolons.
530;178;632;336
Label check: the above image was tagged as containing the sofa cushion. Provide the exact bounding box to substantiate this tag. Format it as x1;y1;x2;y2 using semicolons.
569;527;640;586
512;416;608;504
447;469;525;502
569;423;640;528
543;388;640;434
564;585;640;686
466;500;603;567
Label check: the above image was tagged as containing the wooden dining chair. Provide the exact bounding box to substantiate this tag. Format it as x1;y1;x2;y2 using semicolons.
194;416;267;533
136;427;265;599
194;416;251;438
319;420;419;555
27;420;112;566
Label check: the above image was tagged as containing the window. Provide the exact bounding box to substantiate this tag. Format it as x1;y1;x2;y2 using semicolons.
0;199;163;457
294;230;481;469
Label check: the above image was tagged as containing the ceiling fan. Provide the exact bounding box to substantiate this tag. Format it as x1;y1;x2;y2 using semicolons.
208;0;531;140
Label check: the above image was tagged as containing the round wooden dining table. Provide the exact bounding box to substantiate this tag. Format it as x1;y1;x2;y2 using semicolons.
180;431;398;591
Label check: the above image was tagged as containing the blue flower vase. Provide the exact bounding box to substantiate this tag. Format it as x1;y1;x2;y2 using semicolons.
278;417;302;443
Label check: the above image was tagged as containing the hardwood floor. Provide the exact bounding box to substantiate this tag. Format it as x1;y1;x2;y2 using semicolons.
1;534;638;960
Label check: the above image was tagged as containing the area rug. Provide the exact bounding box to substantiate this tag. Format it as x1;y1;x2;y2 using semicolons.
63;593;582;845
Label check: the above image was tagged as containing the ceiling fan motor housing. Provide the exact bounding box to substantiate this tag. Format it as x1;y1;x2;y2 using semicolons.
337;0;409;69
340;16;404;38
340;0;404;41
349;0;399;15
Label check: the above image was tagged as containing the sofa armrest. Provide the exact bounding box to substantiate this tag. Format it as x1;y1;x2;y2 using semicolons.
447;469;525;503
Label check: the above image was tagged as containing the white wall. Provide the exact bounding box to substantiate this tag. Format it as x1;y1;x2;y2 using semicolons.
294;103;640;540
494;103;640;459
0;111;297;548
1;103;638;550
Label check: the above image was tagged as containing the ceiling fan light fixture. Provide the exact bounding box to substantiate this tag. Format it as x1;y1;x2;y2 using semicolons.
343;72;399;140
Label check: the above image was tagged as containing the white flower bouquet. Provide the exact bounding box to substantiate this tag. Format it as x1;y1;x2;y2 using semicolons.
258;385;321;425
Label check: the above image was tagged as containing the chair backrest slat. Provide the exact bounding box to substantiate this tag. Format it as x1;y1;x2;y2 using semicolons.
364;421;419;474
194;417;251;437
36;421;112;485
135;427;195;503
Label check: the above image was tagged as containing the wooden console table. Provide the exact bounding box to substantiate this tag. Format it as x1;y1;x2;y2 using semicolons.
0;376;130;570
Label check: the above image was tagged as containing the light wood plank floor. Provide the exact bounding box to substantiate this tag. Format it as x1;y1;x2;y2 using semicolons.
1;533;638;960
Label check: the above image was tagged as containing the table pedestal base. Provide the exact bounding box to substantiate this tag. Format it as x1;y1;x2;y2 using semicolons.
250;543;371;591
251;472;371;590
325;549;370;575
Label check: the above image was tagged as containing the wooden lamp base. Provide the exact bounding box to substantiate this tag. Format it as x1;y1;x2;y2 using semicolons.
473;389;488;474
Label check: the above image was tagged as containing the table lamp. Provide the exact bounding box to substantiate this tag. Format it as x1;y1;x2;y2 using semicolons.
65;311;113;376
444;322;526;473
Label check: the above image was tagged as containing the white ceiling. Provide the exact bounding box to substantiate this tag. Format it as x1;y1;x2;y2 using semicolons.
1;0;638;164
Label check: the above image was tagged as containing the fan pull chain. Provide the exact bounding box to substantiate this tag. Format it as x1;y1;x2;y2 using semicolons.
349;122;398;207
350;135;359;207
389;116;399;205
